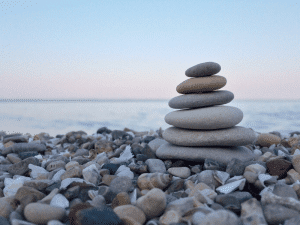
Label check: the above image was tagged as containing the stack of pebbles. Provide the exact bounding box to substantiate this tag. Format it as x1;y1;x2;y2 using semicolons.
156;62;257;166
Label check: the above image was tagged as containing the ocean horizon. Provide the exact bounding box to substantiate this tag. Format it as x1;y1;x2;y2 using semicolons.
1;98;300;138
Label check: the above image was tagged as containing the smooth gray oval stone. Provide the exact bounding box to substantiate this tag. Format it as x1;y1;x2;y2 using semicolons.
156;143;255;165
162;126;256;147
165;105;243;130
185;62;221;77
168;90;234;109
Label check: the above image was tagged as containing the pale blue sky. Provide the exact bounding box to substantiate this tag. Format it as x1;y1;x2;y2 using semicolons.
1;0;299;100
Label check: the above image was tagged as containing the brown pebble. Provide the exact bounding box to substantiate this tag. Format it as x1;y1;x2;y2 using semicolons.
111;192;131;209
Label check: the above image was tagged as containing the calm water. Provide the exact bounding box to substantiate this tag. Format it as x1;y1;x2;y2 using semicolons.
0;99;300;138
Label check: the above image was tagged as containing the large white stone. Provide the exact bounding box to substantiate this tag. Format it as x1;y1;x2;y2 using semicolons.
165;105;243;130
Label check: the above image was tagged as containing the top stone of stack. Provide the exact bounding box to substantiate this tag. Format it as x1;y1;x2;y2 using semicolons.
185;62;221;77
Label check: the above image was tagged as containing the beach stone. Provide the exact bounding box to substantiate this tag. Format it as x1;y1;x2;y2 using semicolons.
203;159;226;171
97;127;112;134
176;75;226;94
163;126;255;147
102;163;120;175
199;209;241;225
0;216;10;225
65;161;79;171
48;220;65;225
23;179;55;191
111;192;131;209
263;203;300;225
272;183;298;200
145;159;166;173
114;205;146;225
46;160;66;172
98;186;115;203
0;198;14;218
1;143;46;155
24;203;66;224
240;198;267;225
226;158;246;177
143;136;156;143
256;133;281;147
169;90;234;109
7;153;22;164
148;138;168;154
50;193;69;209
109;176;132;195
214;195;241;213
7;157;40;175
165;106;243;130
3;135;28;144
185;62;221;77
266;158;292;179
15;186;46;208
292;154;300;173
64;186;81;200
284;216;300;225
168;167;191;179
101;174;117;186
70;204;123;225
60;166;82;180
82;164;101;185
136;188;166;219
156;143;255;165
18;151;39;160
166;179;185;193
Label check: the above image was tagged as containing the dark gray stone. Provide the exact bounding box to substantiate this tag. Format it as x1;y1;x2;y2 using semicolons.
263;204;300;225
97;127;112;134
226;158;246;177
204;159;226;171
185;62;221;77
18;151;39;160
109;176;132;195
1;143;46;155
7;157;40;175
102;163;120;175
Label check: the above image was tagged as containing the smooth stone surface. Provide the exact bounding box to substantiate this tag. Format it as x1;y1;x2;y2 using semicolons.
176;75;226;94
165;106;243;130
145;159;166;173
167;167;191;179
162;126;256;147
168;90;234;109
24;203;66;224
156;143;255;165
185;62;221;77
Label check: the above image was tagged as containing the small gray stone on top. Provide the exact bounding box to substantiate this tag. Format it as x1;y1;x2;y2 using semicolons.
185;62;221;77
145;159;166;173
168;90;234;109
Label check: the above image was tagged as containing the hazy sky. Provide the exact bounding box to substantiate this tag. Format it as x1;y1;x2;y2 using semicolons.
1;1;299;100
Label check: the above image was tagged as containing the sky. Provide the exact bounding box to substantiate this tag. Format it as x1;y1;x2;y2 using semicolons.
0;0;299;100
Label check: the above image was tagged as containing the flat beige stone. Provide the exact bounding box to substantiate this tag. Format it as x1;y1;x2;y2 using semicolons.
156;143;255;165
165;105;243;130
162;126;256;147
176;75;226;94
168;90;234;109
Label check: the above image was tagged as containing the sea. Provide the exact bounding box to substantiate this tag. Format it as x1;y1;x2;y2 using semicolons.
1;99;300;138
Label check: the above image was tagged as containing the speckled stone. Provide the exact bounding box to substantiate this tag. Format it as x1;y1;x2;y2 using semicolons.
176;75;226;94
162;126;256;147
165;106;243;130
168;90;234;109
185;62;221;77
156;143;255;165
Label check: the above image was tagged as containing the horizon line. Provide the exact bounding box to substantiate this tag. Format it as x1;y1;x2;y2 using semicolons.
0;98;299;102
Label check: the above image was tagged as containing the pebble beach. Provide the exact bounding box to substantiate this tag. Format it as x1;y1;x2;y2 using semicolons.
0;127;300;225
1;62;300;225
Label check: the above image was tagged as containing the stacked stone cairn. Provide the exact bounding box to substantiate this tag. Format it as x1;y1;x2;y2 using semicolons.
156;62;257;166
